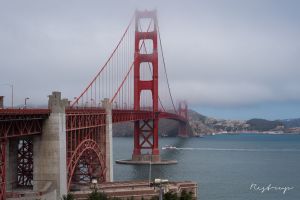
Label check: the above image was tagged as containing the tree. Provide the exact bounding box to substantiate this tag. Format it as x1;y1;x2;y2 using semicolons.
164;191;178;200
179;190;193;200
88;191;109;200
61;194;75;200
150;196;159;200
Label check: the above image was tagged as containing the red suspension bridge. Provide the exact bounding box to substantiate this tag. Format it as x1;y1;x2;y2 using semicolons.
0;10;189;199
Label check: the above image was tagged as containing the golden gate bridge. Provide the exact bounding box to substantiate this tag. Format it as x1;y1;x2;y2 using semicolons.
0;10;189;199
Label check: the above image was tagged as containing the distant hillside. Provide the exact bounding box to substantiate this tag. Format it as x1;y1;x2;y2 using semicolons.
280;118;300;128
113;110;299;137
189;111;292;135
246;119;283;132
188;110;249;135
188;110;207;122
188;110;214;135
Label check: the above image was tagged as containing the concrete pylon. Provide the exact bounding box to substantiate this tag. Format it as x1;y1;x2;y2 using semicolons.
33;91;68;199
102;98;113;182
5;139;18;190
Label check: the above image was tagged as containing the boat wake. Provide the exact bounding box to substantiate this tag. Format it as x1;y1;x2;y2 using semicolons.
163;147;300;152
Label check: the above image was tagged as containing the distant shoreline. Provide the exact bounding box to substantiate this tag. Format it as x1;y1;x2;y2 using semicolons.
113;132;300;137
197;132;300;137
213;132;300;135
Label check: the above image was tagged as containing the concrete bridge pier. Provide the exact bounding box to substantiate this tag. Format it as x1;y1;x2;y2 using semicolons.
102;98;113;182
5;139;18;191
33;91;68;199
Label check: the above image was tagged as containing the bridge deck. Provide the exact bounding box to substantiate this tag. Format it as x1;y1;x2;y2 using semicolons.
0;109;50;139
0;108;186;139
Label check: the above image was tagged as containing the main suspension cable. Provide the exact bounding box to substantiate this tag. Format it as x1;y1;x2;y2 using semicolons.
157;24;177;113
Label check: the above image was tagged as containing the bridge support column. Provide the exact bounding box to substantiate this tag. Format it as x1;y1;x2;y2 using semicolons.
178;122;188;137
116;10;177;165
6;139;18;191
33;91;68;199
178;101;189;137
102;98;113;182
132;10;160;162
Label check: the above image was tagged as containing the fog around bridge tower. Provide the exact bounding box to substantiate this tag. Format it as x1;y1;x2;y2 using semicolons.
1;0;300;119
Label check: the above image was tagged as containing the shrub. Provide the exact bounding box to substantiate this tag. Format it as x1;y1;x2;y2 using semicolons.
179;190;193;200
164;191;178;200
61;194;75;200
88;191;109;200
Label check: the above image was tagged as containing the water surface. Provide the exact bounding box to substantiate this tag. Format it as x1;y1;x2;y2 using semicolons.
113;134;300;200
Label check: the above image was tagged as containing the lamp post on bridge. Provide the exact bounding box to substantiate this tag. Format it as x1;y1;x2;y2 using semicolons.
24;97;29;108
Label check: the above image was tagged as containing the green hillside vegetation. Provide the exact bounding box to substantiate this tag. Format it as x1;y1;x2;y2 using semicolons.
246;118;283;131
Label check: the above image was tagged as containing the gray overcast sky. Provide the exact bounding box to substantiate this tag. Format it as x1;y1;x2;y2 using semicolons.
1;0;300;120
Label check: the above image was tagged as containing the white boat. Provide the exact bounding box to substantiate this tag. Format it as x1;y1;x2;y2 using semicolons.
162;145;177;150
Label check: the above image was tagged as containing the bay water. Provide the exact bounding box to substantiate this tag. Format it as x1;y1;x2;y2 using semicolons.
113;134;300;200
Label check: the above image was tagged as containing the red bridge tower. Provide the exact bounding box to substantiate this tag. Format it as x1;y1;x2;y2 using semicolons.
178;101;189;137
132;10;160;161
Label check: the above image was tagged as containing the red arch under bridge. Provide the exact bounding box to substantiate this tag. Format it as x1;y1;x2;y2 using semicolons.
0;10;189;199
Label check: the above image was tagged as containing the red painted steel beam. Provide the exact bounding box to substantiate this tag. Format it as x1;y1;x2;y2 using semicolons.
158;112;187;123
66;139;105;190
112;110;153;123
136;32;156;40
65;109;107;190
0;110;49;139
0;109;50;116
110;109;188;124
135;10;157;18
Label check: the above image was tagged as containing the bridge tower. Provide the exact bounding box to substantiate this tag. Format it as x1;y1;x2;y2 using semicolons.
178;101;188;119
178;101;189;137
132;10;160;162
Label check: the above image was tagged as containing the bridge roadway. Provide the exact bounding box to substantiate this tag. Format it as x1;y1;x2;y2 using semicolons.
0;108;186;139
